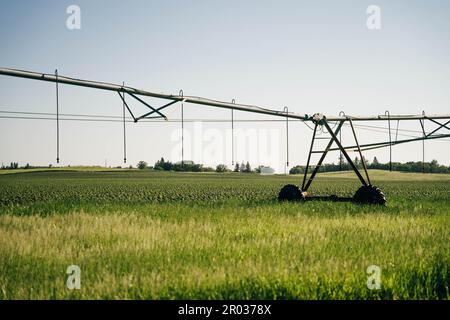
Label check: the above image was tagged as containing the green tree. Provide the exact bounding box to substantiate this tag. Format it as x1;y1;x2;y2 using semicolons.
216;164;228;173
154;157;165;170
372;157;379;168
289;165;303;174
137;161;148;170
233;163;240;172
244;161;252;173
430;159;438;173
154;157;173;171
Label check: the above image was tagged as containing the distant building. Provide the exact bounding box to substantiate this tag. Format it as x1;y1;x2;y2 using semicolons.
260;166;275;175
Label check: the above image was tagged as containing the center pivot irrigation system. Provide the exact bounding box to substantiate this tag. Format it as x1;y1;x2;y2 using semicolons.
1;67;450;205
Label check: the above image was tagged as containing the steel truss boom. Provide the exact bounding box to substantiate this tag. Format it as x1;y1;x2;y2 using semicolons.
1;68;450;122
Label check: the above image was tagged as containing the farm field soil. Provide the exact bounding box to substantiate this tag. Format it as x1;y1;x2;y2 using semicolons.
0;170;448;299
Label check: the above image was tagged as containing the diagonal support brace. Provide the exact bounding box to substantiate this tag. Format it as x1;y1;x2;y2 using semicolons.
426;119;450;137
126;92;168;120
303;120;345;192
348;118;371;185
135;99;179;121
323;120;368;187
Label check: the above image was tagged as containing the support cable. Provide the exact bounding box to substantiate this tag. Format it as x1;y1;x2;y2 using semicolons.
180;90;184;165
231;99;235;166
2;114;449;144
284;106;289;173
421;110;426;173
55;69;60;164
0;109;447;136
122;81;127;163
1;111;449;141
385;110;392;171
395;120;399;142
339;111;345;171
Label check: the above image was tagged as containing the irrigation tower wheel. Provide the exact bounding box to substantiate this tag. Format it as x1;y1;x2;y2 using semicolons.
278;184;305;202
353;185;386;205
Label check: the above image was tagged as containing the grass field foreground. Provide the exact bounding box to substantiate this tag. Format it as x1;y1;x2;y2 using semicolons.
0;170;448;299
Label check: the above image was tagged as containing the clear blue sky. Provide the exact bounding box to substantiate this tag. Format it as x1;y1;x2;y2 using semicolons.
1;0;449;171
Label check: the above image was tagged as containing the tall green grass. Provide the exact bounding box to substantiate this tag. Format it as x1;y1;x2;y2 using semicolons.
0;171;448;299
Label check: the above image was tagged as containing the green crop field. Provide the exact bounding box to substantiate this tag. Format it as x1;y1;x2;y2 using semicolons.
0;169;448;299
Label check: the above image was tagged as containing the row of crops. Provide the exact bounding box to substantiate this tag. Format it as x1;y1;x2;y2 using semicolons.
0;171;449;207
0;172;284;205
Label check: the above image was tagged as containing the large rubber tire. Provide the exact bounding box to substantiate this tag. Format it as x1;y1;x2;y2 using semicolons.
353;185;386;205
278;184;304;202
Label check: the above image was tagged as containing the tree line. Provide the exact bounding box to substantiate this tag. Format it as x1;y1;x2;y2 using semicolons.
137;158;268;173
2;157;449;174
289;157;450;174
